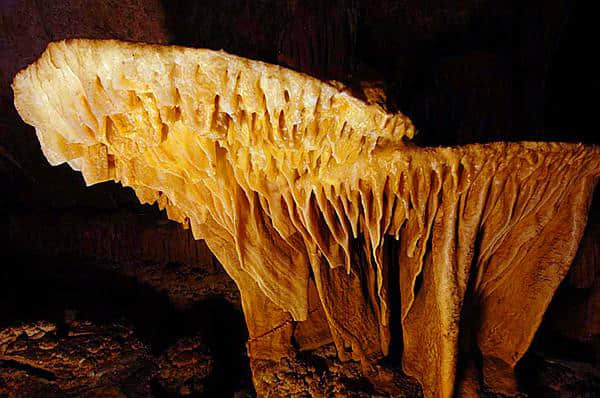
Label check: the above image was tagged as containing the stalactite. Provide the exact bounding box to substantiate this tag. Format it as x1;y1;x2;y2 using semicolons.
13;39;600;397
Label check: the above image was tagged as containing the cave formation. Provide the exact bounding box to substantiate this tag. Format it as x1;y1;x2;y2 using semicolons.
11;39;600;397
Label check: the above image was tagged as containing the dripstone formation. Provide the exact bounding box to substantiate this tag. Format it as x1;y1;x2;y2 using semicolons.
12;39;600;397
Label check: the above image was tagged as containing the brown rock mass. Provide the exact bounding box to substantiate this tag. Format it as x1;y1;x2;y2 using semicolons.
0;321;154;397
12;39;600;397
0;321;218;397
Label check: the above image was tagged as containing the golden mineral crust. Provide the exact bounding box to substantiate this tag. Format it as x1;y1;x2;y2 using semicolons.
12;39;600;398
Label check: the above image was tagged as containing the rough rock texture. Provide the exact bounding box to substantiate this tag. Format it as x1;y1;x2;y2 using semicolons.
251;344;422;397
11;40;600;397
0;320;223;398
0;321;154;397
157;336;214;396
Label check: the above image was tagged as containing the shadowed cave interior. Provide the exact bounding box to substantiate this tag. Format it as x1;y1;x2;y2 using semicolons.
1;1;599;397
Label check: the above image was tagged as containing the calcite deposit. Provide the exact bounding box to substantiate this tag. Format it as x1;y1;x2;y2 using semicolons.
12;39;600;397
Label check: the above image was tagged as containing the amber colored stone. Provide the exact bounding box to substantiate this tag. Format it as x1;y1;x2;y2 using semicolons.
13;39;600;397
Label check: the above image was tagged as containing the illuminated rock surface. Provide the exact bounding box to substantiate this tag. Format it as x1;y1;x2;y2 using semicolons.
12;39;600;397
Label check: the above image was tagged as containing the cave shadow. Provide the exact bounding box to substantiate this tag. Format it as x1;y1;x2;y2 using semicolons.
161;1;598;148
177;298;252;397
0;251;251;397
160;0;279;64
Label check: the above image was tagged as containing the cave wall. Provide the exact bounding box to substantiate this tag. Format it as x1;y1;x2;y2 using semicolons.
1;1;599;397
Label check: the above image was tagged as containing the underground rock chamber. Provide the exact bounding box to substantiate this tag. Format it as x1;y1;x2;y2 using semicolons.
11;39;600;397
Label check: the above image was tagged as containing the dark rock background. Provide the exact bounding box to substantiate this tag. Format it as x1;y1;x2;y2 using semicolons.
0;1;598;396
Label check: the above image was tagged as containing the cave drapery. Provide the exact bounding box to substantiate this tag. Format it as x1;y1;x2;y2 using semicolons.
12;39;600;397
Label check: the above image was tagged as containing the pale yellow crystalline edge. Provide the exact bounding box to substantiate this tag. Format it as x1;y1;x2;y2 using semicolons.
12;39;414;321
12;39;415;169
